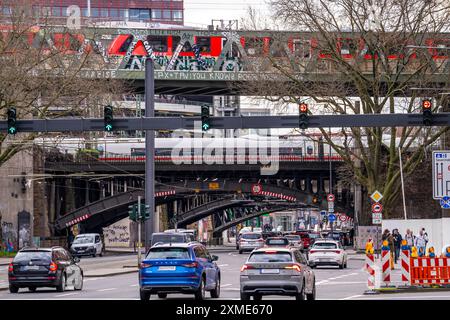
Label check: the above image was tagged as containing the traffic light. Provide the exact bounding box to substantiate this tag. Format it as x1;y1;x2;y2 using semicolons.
128;204;136;222
7;108;17;135
312;194;319;204
422;99;433;126
299;103;309;129
201;105;210;131
104;105;113;132
142;204;150;220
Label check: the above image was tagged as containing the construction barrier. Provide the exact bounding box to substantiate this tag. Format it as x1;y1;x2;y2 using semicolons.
380;241;391;286
410;257;450;286
400;247;411;286
366;253;376;291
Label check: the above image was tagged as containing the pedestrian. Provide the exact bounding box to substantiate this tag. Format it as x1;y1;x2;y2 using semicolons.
392;229;402;264
421;228;429;251
382;229;395;269
414;229;427;256
349;228;355;246
405;229;414;249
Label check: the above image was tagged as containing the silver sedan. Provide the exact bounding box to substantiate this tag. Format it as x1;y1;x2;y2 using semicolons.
240;247;316;300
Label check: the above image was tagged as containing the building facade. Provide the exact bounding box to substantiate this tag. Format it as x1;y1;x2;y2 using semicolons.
1;0;184;25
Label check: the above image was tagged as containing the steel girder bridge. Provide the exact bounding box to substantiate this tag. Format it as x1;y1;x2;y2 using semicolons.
33;27;449;95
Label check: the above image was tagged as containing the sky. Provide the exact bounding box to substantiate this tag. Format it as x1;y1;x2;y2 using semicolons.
183;0;270;28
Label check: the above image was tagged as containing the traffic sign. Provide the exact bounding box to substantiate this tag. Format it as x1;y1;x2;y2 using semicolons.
432;151;450;199
327;194;335;202
251;184;262;195
339;215;347;222
320;210;327;216
440;196;450;209
328;214;336;222
371;202;383;213
372;218;382;224
372;213;382;219
370;190;383;202
328;208;334;213
328;201;334;209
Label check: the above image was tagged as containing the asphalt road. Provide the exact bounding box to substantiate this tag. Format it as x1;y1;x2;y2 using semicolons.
1;251;450;300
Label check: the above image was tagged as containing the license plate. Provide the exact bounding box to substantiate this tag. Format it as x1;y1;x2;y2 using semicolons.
78;250;85;253
25;266;40;271
319;258;331;262
260;269;279;274
158;266;176;271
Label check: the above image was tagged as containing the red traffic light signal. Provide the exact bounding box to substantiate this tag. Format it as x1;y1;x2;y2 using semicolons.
422;99;432;109
299;103;308;113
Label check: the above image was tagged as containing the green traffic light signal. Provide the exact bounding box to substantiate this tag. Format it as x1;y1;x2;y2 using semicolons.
7;108;17;135
104;105;113;132
201;105;210;131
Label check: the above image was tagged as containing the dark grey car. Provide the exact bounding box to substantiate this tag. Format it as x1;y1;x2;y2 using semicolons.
240;247;315;300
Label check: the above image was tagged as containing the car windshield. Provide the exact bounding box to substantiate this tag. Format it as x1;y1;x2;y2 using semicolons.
299;234;309;238
73;236;94;244
152;234;185;244
241;233;261;240
146;247;191;260
14;251;52;263
248;251;292;262
266;238;289;245
285;235;300;240
313;242;338;249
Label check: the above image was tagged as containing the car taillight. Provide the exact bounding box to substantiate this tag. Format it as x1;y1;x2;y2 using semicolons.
140;262;152;269
309;250;316;254
182;262;198;268
240;264;254;272
285;264;302;272
334;250;342;254
8;263;13;272
49;262;57;272
257;239;264;242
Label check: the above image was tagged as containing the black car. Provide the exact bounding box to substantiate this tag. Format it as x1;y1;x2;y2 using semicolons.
8;247;84;293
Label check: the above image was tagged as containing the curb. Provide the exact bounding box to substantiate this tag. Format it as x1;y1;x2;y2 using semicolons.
373;286;450;294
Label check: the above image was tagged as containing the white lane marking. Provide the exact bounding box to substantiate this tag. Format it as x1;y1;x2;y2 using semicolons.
354;295;450;300
218;264;229;267
97;288;117;292
55;292;80;297
221;284;232;287
340;294;363;300
228;253;233;256
129;284;139;287
318;281;367;285
84;278;100;281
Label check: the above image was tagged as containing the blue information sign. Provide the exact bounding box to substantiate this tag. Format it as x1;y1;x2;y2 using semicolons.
328;214;336;222
320;210;327;216
440;196;450;209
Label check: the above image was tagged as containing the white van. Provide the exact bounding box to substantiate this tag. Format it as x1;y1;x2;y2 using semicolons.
70;233;104;257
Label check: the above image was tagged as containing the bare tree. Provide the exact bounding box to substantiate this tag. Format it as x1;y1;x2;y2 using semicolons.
242;0;450;219
0;2;126;166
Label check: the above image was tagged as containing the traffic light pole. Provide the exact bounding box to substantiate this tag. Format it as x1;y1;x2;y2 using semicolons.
137;196;142;267
145;58;156;253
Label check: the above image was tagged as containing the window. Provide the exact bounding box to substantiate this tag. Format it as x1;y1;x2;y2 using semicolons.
312;242;337;249
130;8;150;21
162;10;171;19
194;246;208;259
32;6;40;17
147;36;168;52
152;9;162;19
244;38;265;56
241;233;262;240
172;36;192;52
293;39;311;59
101;8;108;18
95;235;100;243
173;10;182;20
62;7;69;17
146;248;191;260
340;38;357;56
52;7;61;16
196;37;211;52
248;251;292;263
2;7;11;15
110;8;119;18
119;9;126;18
13;251;51;263
81;8;88;17
91;8;99;17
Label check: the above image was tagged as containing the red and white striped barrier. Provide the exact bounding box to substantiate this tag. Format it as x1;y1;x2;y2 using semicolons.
366;253;375;290
410;257;450;285
381;248;391;286
155;190;176;197
258;190;297;202
66;214;91;227
400;249;411;286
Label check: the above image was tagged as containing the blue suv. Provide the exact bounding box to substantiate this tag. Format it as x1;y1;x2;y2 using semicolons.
139;243;221;300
